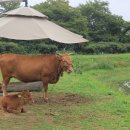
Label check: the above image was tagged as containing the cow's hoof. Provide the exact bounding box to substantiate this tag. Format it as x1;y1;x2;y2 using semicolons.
44;98;48;103
21;108;26;113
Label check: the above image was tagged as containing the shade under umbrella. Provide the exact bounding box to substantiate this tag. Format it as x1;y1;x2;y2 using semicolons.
0;7;88;44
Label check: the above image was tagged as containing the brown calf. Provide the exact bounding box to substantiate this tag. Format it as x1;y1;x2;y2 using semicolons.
0;90;33;114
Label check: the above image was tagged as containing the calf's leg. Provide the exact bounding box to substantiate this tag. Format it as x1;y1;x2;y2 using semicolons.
6;107;21;114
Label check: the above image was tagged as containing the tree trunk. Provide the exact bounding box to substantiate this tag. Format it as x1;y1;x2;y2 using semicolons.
0;81;43;92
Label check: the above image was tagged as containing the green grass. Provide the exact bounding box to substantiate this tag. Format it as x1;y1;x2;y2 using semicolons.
1;53;130;130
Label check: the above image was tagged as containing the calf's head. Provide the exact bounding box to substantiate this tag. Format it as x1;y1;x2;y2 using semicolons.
18;90;34;104
58;53;73;73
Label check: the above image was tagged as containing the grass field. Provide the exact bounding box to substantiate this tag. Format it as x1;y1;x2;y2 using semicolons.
1;53;130;130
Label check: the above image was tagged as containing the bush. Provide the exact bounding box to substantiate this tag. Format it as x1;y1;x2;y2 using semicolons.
0;41;25;54
17;41;58;54
37;43;58;54
1;40;130;55
74;42;129;54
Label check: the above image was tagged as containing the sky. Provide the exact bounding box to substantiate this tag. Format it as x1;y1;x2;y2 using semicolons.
25;0;130;21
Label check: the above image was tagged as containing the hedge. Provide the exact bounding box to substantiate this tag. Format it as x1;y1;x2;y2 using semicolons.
74;42;130;54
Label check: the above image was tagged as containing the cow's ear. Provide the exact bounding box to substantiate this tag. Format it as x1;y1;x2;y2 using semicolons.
56;54;62;61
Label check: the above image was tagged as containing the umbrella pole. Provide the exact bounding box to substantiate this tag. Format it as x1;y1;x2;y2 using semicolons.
25;0;28;7
23;0;28;7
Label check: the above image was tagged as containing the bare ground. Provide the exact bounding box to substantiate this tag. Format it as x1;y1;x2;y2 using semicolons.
33;92;93;105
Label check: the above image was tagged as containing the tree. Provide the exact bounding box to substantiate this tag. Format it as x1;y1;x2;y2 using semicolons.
79;0;125;42
0;1;20;13
119;21;130;42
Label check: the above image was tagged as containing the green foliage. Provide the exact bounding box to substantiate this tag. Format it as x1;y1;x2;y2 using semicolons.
0;41;25;54
0;40;58;54
36;42;58;54
79;0;125;42
1;40;130;55
17;40;58;54
0;1;20;13
119;22;130;42
74;42;130;54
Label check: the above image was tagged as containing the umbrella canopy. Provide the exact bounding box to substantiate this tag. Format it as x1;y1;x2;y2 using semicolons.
0;7;88;44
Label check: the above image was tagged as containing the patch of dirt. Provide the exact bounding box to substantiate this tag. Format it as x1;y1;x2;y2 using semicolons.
33;93;93;105
0;110;18;119
0;109;33;119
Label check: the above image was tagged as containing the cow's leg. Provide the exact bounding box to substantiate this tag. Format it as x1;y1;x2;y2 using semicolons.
21;108;26;113
2;77;10;96
43;83;48;102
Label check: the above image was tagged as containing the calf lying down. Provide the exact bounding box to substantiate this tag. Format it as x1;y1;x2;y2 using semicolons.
0;91;33;114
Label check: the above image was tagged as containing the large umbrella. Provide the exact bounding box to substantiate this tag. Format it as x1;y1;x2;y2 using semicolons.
0;7;88;44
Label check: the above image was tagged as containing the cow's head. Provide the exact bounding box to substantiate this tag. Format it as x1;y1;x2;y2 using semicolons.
18;90;34;104
57;53;73;73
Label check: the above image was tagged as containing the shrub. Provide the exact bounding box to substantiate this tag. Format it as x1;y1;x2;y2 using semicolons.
37;43;58;54
17;41;58;54
74;42;129;54
0;41;25;54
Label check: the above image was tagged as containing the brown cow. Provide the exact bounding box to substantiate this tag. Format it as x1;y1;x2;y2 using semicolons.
0;53;73;101
0;90;33;114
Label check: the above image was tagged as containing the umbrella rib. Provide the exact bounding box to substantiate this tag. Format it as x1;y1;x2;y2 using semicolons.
32;18;49;38
0;17;13;31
